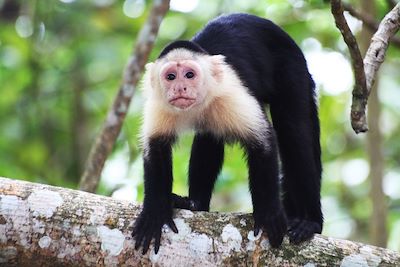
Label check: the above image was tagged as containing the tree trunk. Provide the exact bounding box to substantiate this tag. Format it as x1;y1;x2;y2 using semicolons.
0;177;399;266
70;59;88;183
79;0;170;193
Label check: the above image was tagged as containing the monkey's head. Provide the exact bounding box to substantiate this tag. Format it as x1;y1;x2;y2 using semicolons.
143;48;225;111
158;55;204;109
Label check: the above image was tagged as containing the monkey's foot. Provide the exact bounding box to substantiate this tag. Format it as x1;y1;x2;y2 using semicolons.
287;218;322;244
254;208;287;248
171;193;202;211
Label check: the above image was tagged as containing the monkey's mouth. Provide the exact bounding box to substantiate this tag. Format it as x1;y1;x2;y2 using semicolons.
169;97;196;109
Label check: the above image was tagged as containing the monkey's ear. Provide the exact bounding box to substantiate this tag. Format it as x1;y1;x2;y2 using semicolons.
210;55;225;64
142;62;156;93
209;55;225;82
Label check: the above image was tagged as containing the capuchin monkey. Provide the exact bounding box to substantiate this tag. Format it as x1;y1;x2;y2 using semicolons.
132;13;323;254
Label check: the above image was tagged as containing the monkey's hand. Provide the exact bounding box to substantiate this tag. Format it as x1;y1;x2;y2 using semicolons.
287;218;321;244
171;193;202;210
132;207;178;254
253;208;287;248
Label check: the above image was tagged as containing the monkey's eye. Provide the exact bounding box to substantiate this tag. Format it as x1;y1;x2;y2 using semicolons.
185;71;195;79
166;73;176;81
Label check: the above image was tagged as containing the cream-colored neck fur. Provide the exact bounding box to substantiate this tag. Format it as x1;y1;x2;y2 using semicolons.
141;51;269;144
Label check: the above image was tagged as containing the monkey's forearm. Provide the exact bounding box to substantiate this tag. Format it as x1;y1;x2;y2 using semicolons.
133;137;177;254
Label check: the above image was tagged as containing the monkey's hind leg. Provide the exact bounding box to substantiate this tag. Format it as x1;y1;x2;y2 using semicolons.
270;75;323;244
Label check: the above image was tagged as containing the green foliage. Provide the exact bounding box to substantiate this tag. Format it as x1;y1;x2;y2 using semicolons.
1;0;400;250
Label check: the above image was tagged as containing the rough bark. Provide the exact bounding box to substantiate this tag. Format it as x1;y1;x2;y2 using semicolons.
1;177;399;267
364;3;400;96
79;0;170;193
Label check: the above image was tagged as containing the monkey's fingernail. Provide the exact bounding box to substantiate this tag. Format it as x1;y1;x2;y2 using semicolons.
254;228;259;236
169;220;178;233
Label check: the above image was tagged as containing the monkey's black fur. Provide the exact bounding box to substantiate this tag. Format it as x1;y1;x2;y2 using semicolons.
158;40;207;58
133;13;322;254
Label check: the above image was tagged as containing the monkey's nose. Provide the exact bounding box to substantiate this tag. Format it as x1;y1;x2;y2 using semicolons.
175;86;187;93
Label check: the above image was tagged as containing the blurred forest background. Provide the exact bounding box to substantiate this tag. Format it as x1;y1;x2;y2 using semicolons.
0;0;399;250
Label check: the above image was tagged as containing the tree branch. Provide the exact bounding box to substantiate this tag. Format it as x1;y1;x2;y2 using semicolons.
342;2;379;29
342;2;400;48
330;0;368;133
1;177;400;266
79;0;170;193
364;3;400;97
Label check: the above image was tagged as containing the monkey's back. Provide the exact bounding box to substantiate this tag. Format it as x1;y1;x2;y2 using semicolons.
192;13;311;103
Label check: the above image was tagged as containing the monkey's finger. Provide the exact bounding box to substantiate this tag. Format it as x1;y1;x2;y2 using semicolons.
266;227;279;247
134;223;148;250
277;221;287;237
132;218;143;237
289;220;314;244
253;221;261;236
167;219;178;233
289;229;303;244
154;227;162;254
288;218;301;231
140;221;156;254
269;234;283;248
266;223;284;248
132;223;140;237
135;236;143;250
142;232;153;255
253;227;260;237
134;232;143;249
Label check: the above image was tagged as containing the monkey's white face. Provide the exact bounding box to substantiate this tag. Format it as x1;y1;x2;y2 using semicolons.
159;60;206;110
142;50;267;141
